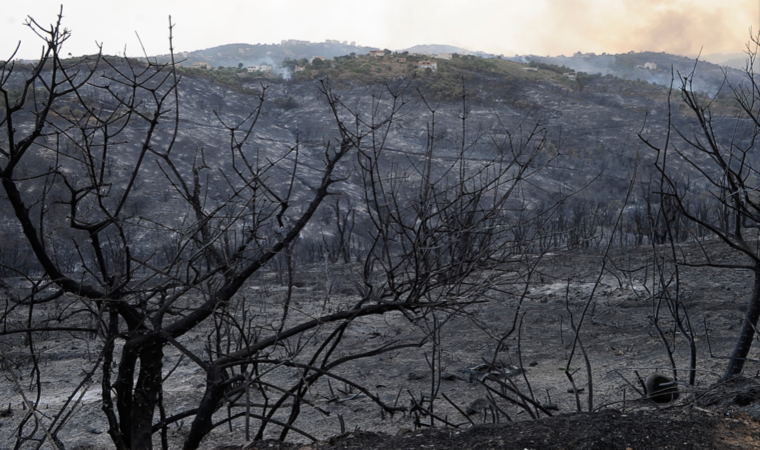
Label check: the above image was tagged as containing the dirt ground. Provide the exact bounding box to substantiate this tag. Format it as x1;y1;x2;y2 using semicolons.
5;241;760;449
243;408;760;450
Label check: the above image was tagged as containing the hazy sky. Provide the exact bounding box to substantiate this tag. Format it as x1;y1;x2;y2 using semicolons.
1;1;758;60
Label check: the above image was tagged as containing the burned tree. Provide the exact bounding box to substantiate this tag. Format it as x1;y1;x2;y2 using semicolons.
0;11;555;450
640;37;760;379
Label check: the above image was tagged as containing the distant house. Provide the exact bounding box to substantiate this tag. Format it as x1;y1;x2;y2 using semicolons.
369;50;385;57
294;65;306;72
247;65;272;73
434;53;453;60
193;62;211;70
418;60;437;71
397;58;407;63
635;62;657;70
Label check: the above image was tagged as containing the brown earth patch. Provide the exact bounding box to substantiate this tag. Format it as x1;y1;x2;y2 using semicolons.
236;408;760;450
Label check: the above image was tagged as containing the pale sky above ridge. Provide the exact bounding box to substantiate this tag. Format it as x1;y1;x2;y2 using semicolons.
1;1;757;61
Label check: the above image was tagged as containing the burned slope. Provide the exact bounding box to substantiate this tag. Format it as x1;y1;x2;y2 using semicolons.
0;57;747;269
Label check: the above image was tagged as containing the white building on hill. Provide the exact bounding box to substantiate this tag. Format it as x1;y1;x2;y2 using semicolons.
247;65;272;73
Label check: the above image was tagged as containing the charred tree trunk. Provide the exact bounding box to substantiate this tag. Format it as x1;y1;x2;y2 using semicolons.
102;307;127;450
183;366;227;450
724;266;760;379
113;341;165;449
130;344;164;449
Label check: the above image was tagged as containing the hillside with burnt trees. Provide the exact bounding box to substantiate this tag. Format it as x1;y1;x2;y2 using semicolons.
5;15;760;450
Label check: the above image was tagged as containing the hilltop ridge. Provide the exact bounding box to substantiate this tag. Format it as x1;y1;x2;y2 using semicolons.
143;41;747;96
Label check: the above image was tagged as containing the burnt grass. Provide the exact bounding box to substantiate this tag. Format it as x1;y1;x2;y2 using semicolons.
6;240;760;449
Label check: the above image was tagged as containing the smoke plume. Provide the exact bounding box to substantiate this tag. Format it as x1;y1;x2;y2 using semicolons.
538;0;756;56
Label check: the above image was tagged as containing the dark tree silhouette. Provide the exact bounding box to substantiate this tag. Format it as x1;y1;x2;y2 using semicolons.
640;37;760;379
0;11;556;450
